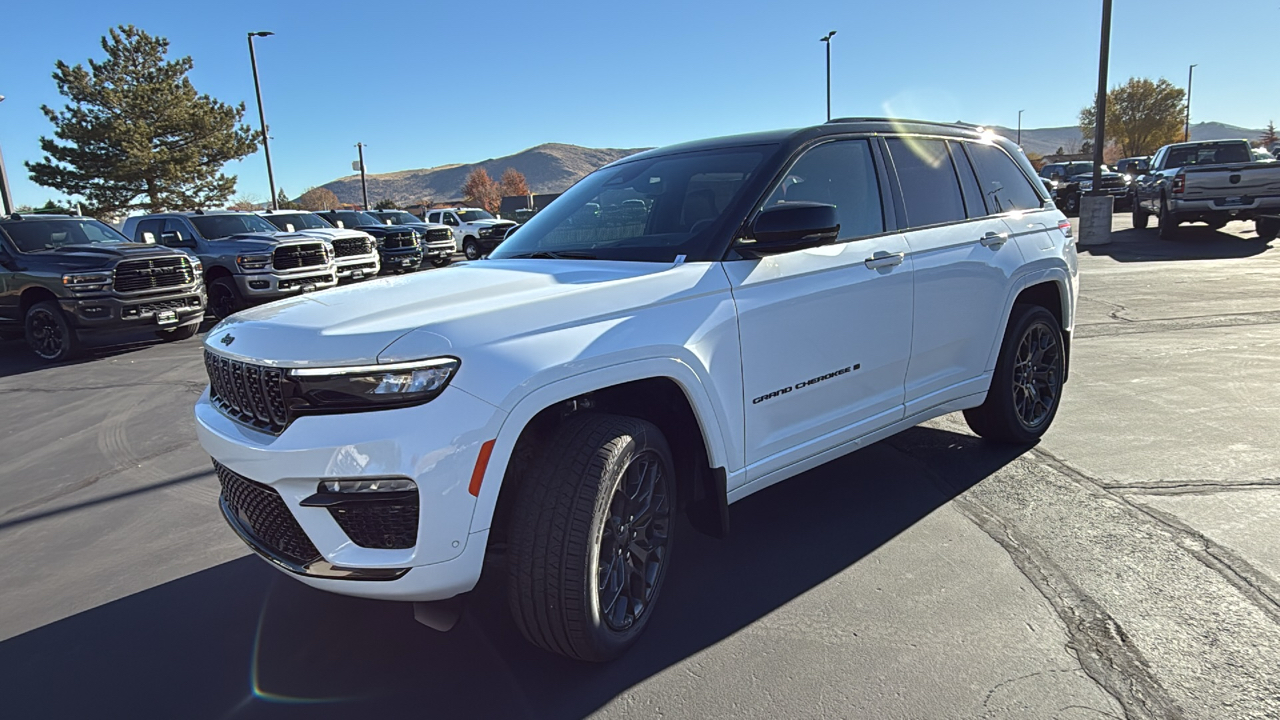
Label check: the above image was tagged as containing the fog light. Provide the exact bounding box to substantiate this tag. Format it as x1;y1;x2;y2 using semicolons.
248;280;269;290
320;478;417;494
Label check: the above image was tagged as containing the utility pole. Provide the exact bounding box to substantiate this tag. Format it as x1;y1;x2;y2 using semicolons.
1018;109;1025;146
820;31;836;121
1079;0;1113;247
247;31;278;209
356;143;369;210
1184;64;1197;142
0;95;13;216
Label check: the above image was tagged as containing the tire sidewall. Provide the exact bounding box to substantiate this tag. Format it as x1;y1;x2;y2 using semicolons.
463;239;479;260
990;306;1064;443
25;301;77;362
209;278;241;320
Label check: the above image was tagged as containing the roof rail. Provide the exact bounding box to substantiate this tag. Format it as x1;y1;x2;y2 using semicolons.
825;117;983;130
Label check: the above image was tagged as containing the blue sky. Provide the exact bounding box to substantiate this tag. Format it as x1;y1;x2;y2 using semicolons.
1;0;1275;207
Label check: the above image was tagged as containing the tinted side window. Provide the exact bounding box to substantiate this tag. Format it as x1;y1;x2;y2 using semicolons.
966;144;1044;213
162;218;189;241
428;212;440;223
763;139;884;241
136;219;163;243
950;142;988;218
886;138;966;228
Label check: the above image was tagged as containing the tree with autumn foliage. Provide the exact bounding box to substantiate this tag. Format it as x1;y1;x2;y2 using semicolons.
499;168;530;198
462;168;501;214
1259;121;1279;149
1079;77;1186;158
297;186;342;211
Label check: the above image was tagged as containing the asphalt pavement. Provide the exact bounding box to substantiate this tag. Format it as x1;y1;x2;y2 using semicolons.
1;218;1277;719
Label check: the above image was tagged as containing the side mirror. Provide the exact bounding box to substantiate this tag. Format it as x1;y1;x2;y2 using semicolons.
159;230;196;248
741;202;840;255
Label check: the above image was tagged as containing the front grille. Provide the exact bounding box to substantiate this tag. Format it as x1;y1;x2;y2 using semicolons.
278;274;334;291
216;462;320;566
426;227;453;243
273;243;328;270
339;262;378;272
1101;177;1125;189
329;498;419;549
114;256;194;293
333;237;373;258
205;350;289;434
382;233;417;250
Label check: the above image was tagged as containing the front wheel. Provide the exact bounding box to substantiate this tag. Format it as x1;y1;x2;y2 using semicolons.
1064;193;1080;216
25;300;81;363
1157;197;1179;240
963;304;1065;444
507;413;676;662
208;277;244;320
463;238;481;261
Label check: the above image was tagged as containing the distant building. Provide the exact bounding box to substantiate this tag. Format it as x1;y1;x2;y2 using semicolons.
500;193;561;219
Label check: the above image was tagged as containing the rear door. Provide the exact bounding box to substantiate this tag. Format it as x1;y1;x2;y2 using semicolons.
725;138;913;482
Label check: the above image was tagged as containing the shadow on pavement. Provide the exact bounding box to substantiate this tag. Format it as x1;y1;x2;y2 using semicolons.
0;426;1026;720
1083;224;1273;262
0;317;216;380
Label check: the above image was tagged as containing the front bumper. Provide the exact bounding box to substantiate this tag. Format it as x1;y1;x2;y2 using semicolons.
59;288;205;332
235;270;338;299
194;385;505;601
335;255;380;281
423;241;454;259
379;248;424;272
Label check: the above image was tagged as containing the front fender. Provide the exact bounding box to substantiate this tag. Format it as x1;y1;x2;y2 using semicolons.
466;358;733;534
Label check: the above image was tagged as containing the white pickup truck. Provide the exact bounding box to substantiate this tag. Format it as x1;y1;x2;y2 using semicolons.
425;207;517;260
196;119;1077;661
1133;139;1280;239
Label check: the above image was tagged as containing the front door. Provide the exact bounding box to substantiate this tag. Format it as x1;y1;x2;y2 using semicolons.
725;138;913;484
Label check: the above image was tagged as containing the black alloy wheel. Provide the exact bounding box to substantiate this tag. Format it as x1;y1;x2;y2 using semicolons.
25;301;81;362
963;304;1064;443
1010;321;1063;430
209;277;243;320
595;449;673;632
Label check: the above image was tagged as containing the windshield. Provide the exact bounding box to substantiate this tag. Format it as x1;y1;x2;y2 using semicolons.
327;211;381;228
1;218;131;252
490;147;767;263
263;213;333;231
1065;163;1095;176
456;209;494;222
191;214;280;239
1165;142;1252;169
378;211;424;225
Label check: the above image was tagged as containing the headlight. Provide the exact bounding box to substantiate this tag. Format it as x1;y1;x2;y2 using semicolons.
1123;174;1133;183
190;257;203;275
1079;180;1093;191
289;357;459;412
62;271;113;292
237;254;272;270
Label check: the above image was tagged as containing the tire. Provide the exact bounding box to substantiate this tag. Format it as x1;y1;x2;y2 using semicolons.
506;412;676;662
1256;217;1280;240
1064;193;1080;216
1132;202;1150;230
431;256;452;268
208;277;244;320
463;238;481;261
155;323;199;342
1157;196;1179;240
25;300;81;363
1205;218;1227;231
963;304;1065;444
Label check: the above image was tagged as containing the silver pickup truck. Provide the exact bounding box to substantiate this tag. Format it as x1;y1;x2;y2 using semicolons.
1133;139;1280;239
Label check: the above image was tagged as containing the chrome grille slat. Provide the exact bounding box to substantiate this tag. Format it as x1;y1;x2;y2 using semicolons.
113;256;194;293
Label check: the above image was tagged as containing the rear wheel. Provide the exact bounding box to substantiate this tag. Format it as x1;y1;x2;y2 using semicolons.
1157;196;1179;240
155;323;199;342
964;304;1064;444
1132;202;1150;229
1256;217;1280;240
208;277;244;320
463;238;481;261
507;413;675;662
25;300;81;363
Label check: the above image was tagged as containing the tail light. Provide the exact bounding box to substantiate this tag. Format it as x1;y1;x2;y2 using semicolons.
1172;174;1185;194
1057;219;1074;240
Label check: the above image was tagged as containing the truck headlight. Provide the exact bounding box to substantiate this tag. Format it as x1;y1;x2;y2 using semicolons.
62;271;113;292
237;254;272;270
289;357;459;411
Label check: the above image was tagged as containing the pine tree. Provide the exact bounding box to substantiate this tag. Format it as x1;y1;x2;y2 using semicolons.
276;189;300;210
1260;121;1279;150
26;25;259;214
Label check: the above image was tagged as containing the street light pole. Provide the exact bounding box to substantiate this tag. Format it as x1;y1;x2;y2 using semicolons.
820;31;836;121
1184;63;1197;142
356;143;369;210
247;31;278;210
1018;109;1024;146
0;96;13;216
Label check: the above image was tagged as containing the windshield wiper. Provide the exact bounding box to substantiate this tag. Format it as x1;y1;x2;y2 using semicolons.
505;250;598;259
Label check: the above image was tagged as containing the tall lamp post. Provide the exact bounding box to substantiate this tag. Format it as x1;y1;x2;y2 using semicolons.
1184;63;1197;142
0;96;13;216
1079;0;1113;247
247;31;278;210
820;31;837;121
1017;109;1025;146
355;143;369;211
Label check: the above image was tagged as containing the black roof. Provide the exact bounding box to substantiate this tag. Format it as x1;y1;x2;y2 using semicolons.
605;118;995;169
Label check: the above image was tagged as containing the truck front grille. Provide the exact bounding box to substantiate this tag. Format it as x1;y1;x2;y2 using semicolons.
333;237;373;258
204;350;289;434
114;256;194;293
329;498;419;549
216;461;320;566
382;233;417;250
273;243;328;270
426;227;453;243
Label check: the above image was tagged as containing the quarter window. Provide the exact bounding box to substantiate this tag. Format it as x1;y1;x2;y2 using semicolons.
966;143;1044;213
886;138;967;228
764;139;884;241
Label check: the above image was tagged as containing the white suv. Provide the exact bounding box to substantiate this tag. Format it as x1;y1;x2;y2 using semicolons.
197;120;1076;661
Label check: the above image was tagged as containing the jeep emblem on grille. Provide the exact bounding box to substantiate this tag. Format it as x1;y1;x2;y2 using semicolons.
220;334;235;346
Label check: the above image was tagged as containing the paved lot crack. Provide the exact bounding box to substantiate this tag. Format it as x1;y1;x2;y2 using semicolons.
1105;479;1280;496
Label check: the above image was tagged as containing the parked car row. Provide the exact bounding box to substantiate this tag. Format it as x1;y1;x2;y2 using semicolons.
1131;139;1280;240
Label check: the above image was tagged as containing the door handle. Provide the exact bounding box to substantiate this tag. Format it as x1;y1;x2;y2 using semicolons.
864;252;904;269
980;231;1009;247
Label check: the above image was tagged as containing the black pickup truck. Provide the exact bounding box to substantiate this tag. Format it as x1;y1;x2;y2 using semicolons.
1039;161;1130;214
0;214;206;361
317;210;424;273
